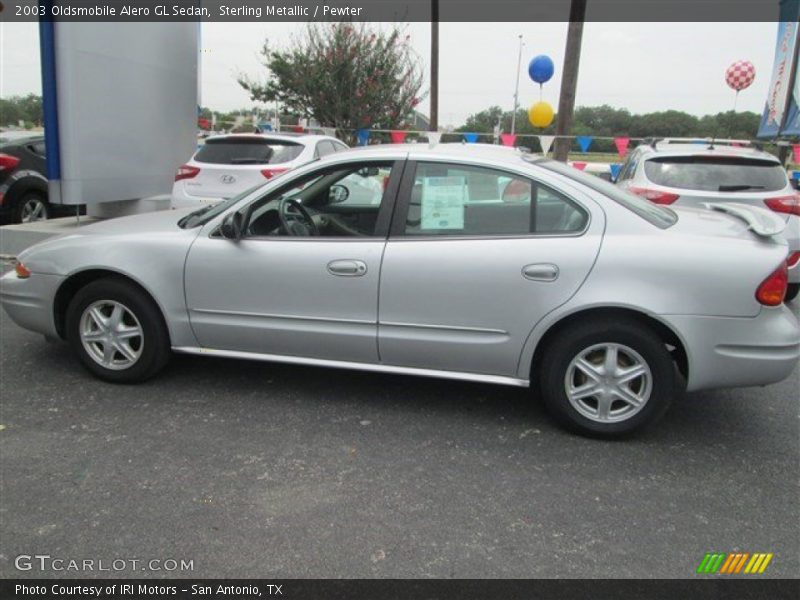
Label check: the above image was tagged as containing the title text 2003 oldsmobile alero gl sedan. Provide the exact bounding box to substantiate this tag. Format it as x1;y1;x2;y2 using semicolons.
2;145;799;436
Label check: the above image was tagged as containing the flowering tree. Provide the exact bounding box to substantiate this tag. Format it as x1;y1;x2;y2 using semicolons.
238;24;425;142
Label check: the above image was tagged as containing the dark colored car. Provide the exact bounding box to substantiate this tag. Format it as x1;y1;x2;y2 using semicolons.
0;135;81;224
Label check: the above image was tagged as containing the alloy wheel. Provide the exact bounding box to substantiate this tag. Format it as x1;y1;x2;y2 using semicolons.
564;342;653;423
79;300;144;370
20;198;48;222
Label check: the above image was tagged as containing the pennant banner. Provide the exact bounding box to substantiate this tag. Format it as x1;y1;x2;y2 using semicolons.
464;132;479;144
538;135;555;155
576;136;593;153
614;136;630;157
572;161;587;171
390;130;408;144
793;143;800;164
291;125;304;133
322;127;337;138
356;128;371;146
609;163;622;180
426;132;442;147
500;133;517;147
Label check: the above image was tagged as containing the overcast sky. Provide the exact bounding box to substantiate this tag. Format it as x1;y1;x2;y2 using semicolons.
0;21;779;128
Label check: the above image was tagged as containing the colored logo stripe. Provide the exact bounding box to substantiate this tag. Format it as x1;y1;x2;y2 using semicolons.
697;552;773;574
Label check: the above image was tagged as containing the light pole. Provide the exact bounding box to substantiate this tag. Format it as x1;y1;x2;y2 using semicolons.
430;0;439;132
510;34;524;135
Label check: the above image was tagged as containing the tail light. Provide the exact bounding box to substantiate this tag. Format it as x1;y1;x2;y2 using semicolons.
628;187;680;205
261;168;288;179
755;263;788;306
764;194;800;217
0;153;21;172
174;164;200;181
787;252;800;269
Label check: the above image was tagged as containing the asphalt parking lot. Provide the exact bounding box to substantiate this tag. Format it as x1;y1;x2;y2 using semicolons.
0;304;798;579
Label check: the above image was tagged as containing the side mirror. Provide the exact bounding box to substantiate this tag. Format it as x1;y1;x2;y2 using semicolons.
329;184;350;204
220;212;244;240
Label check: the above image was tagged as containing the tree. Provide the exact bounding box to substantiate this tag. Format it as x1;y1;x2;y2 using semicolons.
0;94;43;127
238;23;425;142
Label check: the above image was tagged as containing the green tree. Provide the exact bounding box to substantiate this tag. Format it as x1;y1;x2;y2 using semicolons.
0;94;43;127
238;23;425;142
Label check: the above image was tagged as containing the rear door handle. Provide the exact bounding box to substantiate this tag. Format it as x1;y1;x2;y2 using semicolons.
522;263;559;282
327;259;368;277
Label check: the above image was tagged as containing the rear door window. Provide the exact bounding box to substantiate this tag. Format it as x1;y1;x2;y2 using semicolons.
402;162;588;236
644;156;788;192
195;138;304;165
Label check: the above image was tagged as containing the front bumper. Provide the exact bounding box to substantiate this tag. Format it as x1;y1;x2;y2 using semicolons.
0;269;63;339
663;306;800;392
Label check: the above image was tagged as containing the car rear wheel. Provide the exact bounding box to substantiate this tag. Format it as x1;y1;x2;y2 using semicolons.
66;278;170;383
14;192;49;223
785;284;799;303
537;318;677;437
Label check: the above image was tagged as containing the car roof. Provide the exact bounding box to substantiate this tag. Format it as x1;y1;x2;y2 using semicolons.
634;141;780;163
333;142;533;162
0;134;44;146
204;132;341;143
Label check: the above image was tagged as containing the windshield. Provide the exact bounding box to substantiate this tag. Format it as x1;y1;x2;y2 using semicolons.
534;158;677;228
178;184;264;229
194;137;304;165
643;156;788;192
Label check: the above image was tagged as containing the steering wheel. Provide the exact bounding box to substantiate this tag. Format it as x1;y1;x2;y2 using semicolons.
278;198;319;237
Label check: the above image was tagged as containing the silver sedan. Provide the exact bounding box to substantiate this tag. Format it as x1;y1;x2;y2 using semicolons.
2;145;799;437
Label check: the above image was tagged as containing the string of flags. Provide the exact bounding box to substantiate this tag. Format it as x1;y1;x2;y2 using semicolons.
340;127;635;158
210;118;799;166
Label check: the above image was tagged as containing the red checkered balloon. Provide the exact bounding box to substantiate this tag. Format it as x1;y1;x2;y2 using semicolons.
725;60;756;91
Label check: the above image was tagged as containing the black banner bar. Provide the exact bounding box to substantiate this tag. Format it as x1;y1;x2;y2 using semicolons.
0;0;787;23
1;579;799;600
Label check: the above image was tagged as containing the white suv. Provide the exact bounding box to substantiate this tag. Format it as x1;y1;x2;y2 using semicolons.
616;139;800;301
172;132;348;207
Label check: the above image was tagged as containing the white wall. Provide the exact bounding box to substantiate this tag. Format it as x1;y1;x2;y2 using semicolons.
52;23;198;214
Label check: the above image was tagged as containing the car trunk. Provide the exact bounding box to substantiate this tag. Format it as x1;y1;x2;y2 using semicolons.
642;155;794;223
184;137;303;199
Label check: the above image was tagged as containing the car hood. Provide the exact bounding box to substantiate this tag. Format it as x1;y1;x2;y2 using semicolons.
17;207;202;275
75;207;197;235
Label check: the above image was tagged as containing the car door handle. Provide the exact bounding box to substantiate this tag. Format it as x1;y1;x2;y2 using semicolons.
327;259;368;277
522;263;559;282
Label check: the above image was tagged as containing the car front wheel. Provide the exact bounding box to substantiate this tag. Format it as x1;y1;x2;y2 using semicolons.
537;318;677;437
66;278;170;383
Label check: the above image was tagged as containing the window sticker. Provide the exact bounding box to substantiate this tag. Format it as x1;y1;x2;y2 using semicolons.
421;176;466;230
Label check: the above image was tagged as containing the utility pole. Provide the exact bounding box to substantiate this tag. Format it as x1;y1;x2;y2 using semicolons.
511;34;524;135
553;0;587;162
430;0;439;131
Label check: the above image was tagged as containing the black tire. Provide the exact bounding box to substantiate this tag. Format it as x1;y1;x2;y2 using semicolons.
65;278;170;383
13;191;49;223
536;318;677;438
785;283;799;303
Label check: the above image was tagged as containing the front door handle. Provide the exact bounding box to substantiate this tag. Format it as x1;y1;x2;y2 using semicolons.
327;259;368;277
522;263;559;282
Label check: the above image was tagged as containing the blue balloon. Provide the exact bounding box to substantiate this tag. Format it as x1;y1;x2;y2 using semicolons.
528;55;555;84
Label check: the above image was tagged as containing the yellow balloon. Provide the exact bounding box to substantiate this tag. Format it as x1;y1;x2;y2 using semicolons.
528;101;554;128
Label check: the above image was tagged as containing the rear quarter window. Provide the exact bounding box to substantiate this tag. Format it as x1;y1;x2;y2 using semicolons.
195;138;304;165
644;156;788;192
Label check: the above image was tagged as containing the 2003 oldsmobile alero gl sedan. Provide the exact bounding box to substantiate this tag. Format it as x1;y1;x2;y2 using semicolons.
2;145;799;436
